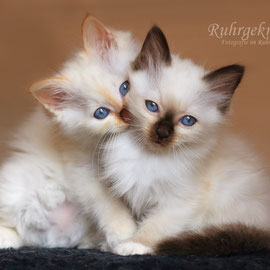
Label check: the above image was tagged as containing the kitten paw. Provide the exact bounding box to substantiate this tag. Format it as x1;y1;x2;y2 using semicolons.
0;227;22;248
105;218;137;249
22;205;51;230
113;241;153;256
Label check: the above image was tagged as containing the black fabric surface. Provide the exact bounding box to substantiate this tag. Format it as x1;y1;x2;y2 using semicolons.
0;248;270;270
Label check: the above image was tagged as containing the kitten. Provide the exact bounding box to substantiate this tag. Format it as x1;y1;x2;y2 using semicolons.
102;26;270;255
0;15;138;249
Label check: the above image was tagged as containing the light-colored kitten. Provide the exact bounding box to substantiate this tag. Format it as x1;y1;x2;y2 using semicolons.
0;15;138;249
103;26;270;255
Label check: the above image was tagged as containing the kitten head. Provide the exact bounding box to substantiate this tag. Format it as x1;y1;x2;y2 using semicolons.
30;15;138;138
125;26;244;152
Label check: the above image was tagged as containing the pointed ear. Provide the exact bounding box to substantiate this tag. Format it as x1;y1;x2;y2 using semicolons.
203;64;245;113
133;26;171;71
81;14;117;58
30;78;81;112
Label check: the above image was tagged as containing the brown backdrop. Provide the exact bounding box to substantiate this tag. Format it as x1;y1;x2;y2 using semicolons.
0;0;270;166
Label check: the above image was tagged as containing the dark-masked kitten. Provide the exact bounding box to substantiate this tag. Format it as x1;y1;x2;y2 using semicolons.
103;26;270;255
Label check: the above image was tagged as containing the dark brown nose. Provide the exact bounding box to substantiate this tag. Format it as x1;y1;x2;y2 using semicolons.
156;125;170;138
119;108;132;123
155;117;174;140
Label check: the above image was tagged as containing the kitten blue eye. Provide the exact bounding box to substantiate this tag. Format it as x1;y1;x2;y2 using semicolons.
180;115;197;126
94;107;110;119
119;81;130;96
145;100;159;112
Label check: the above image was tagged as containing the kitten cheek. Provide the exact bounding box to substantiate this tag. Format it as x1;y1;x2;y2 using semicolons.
106;114;128;133
113;116;129;133
144;123;155;141
177;126;204;145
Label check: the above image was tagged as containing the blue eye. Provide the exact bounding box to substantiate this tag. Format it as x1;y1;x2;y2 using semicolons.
119;81;130;96
94;107;110;119
145;100;159;112
181;115;197;126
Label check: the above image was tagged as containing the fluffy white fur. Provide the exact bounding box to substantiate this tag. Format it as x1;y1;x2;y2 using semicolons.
102;27;270;255
0;15;139;249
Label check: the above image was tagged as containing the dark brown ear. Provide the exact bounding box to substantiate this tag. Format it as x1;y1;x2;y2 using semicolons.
204;64;245;113
133;26;171;71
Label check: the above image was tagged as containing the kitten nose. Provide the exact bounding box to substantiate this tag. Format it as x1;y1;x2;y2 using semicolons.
155;115;174;140
119;108;132;123
156;124;171;139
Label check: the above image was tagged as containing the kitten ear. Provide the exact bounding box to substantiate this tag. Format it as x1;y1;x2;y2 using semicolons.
204;64;245;113
81;14;117;58
30;78;81;113
133;26;171;71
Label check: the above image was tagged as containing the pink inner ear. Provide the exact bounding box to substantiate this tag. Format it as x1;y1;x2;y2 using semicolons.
97;31;118;58
82;15;117;58
35;87;68;110
96;29;117;55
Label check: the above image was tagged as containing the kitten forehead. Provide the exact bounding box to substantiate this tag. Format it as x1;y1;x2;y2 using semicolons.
160;58;207;109
130;56;207;112
97;86;122;111
58;51;126;109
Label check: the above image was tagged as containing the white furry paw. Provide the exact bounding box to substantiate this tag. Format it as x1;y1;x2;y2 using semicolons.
0;227;22;249
105;218;137;249
22;205;51;230
113;241;153;256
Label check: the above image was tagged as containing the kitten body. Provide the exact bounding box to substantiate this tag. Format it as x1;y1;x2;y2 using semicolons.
103;27;270;255
0;16;138;249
